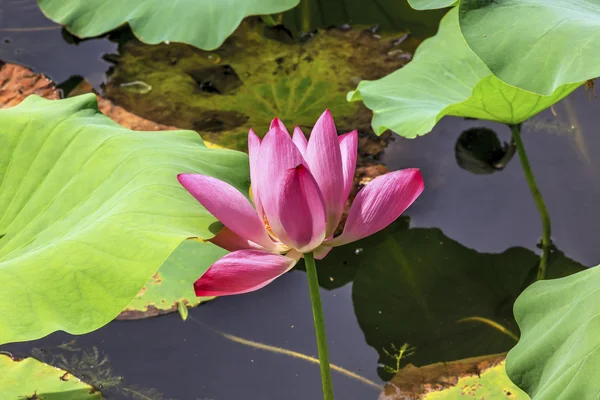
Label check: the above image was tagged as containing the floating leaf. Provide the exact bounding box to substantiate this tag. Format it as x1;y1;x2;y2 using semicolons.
104;20;412;151
37;0;300;50
337;220;585;378
459;0;600;96
0;94;249;344
407;0;456;11
380;354;528;400
348;8;579;138
506;265;600;399
118;240;227;320
0;354;102;399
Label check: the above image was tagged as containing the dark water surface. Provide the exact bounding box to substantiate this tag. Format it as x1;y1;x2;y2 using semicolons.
1;1;600;400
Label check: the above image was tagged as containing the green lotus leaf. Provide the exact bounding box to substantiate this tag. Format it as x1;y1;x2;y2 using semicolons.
0;94;249;344
36;0;300;50
348;8;580;138
506;265;600;399
407;0;456;11
459;0;600;96
0;354;102;399
118;239;227;319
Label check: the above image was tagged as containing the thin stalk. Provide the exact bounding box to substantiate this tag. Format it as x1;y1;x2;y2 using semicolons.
509;124;552;280
304;252;334;400
261;14;278;27
300;0;310;34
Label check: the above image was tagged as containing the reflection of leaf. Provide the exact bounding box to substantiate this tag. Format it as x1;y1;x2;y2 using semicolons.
341;220;585;379
455;127;515;175
381;354;528;400
459;0;600;96
282;0;446;37
506;265;600;400
0;95;249;345
348;8;580;138
104;21;411;151
118;240;227;319
37;0;300;50
32;344;175;399
0;353;102;399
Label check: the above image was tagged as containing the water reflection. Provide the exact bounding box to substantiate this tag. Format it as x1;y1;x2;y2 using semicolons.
311;218;585;380
0;0;116;89
454;127;516;174
1;1;599;399
385;88;600;265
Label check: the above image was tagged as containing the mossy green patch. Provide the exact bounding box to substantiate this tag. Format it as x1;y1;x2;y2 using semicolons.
104;20;415;151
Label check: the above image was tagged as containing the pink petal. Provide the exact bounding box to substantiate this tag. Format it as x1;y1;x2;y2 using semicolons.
292;126;308;156
313;245;333;260
209;227;264;252
276;165;327;252
339;130;358;206
248;129;263;216
326;169;424;246
257;121;306;244
270;117;290;135
305;110;345;237
178;174;276;251
194;250;297;296
285;249;304;261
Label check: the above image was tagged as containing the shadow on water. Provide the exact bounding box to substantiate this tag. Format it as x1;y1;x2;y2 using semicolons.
1;1;600;399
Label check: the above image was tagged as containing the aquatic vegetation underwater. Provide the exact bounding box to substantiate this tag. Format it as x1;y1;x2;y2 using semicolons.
0;0;600;399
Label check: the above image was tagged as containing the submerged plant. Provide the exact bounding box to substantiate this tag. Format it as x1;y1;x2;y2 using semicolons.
178;110;424;399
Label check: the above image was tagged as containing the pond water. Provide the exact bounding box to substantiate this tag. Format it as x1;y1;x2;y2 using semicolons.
1;1;599;399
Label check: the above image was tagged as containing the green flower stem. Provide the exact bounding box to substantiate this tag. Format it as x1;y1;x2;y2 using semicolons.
261;14;278;27
304;252;335;400
509;124;551;280
300;0;310;33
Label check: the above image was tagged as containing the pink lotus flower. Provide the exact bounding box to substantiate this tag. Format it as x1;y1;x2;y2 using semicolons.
178;110;424;297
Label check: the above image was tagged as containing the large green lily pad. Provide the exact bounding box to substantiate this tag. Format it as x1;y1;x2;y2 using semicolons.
0;353;102;399
506;265;600;399
348;8;580;138
118;239;227;319
37;0;300;51
459;0;600;96
0;94;249;345
104;20;413;151
381;354;528;400
332;220;585;379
